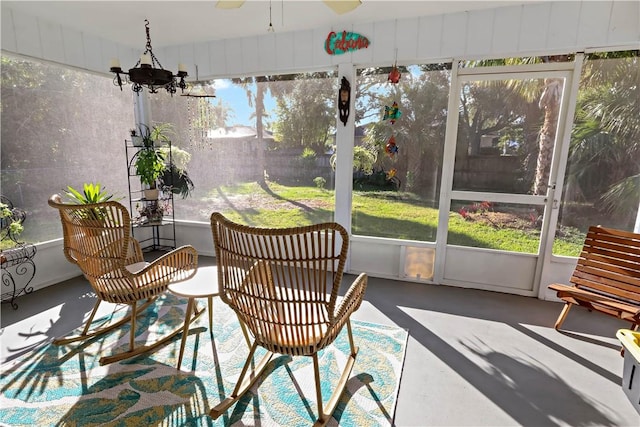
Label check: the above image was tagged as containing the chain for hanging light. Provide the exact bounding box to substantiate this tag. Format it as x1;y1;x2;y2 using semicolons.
109;20;188;96
267;0;275;33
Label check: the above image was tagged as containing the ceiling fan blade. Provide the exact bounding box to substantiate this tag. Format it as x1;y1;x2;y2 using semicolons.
323;0;362;15
215;1;245;9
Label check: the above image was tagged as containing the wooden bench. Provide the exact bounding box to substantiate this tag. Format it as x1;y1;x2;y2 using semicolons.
548;225;640;330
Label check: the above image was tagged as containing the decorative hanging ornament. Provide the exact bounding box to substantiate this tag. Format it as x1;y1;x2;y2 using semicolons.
386;168;397;180
338;76;351;126
388;64;401;84
388;48;401;84
383;101;402;124
385;135;399;158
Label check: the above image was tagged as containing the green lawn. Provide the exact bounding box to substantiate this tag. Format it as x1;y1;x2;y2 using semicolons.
209;182;584;257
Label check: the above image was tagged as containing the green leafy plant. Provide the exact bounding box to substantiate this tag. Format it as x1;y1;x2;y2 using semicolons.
64;182;114;204
160;164;194;198
135;148;166;188
158;145;194;198
313;176;326;189
135;123;173;189
63;182;116;222
0;202;24;238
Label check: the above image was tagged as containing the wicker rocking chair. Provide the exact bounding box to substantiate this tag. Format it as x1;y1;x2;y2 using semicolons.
49;194;201;365
209;212;368;426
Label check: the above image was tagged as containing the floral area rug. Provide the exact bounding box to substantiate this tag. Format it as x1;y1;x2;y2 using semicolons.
1;293;408;426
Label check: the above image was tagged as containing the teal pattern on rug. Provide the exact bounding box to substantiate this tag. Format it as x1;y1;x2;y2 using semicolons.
1;294;408;426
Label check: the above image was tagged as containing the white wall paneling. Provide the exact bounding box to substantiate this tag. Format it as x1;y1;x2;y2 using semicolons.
160;46;178;73
350;239;401;278
292;30;314;69
274;32;295;71
350;22;374;64
313;27;334;67
257;33;277;72
83;33;103;72
192;42;212;78
395;17;420;62
491;5;522;55
609;0;640;44
441;12;468;57
547;2;581;50
577;1;614;47
539;257;577;301
174;222;216;257
100;39;120;75
27;243;84;293
61;27;86;69
518;2;551;53
371;19;396;64
416;14;444;60
4;1;639;78
2;9;17;53
208;39;226;77
39;18;65;64
3;2;639;78
466;9;495;57
178;44;196;74
222;38;242;75
11;8;42;59
118;47;140;79
443;246;538;295
241;36;260;74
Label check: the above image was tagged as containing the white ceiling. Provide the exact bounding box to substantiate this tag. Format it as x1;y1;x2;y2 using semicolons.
3;1;535;48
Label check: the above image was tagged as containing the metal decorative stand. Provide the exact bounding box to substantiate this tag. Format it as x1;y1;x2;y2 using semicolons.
0;195;36;309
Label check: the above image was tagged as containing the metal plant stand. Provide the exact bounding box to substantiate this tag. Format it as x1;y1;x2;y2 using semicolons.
0;195;36;309
125;139;176;252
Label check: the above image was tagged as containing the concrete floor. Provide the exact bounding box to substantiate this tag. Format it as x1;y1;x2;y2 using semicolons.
2;256;639;426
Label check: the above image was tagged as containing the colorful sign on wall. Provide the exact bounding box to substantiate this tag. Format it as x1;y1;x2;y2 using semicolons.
325;31;370;55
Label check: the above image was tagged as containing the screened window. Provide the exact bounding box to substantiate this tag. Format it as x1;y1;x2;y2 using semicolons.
149;71;337;227
553;51;640;256
1;55;133;245
352;64;450;242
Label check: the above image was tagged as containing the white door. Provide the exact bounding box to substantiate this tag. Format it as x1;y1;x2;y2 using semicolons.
436;62;576;296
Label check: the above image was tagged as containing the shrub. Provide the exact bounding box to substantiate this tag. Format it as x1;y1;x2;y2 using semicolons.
313;176;326;189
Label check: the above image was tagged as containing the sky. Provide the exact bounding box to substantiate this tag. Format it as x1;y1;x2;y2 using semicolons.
212;79;277;127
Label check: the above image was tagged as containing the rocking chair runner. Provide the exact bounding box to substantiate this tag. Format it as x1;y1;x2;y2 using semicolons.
49;194;201;365
209;212;368;426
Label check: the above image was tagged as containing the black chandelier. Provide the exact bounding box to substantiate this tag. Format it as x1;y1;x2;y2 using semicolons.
110;20;187;95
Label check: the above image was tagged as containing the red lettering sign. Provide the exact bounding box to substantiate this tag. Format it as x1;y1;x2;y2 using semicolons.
325;31;370;55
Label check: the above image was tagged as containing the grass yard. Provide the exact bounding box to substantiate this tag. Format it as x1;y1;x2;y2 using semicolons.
205;181;584;257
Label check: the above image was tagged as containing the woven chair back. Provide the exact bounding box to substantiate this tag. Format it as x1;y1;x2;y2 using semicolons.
210;213;349;355
49;195;137;302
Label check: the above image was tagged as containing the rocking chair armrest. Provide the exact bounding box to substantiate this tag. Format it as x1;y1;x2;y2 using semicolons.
131;245;199;285
332;272;368;329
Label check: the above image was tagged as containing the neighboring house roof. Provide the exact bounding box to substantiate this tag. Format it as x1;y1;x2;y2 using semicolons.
207;125;273;140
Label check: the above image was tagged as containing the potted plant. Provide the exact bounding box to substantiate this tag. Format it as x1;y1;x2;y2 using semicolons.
134;124;170;200
136;199;171;225
135;148;166;200
64;182;114;205
63;182;116;223
158;145;194;199
0;200;25;247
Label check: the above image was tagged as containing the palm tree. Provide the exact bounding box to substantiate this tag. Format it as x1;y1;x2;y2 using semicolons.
569;52;640;227
533;75;563;195
232;76;270;185
500;55;569;196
